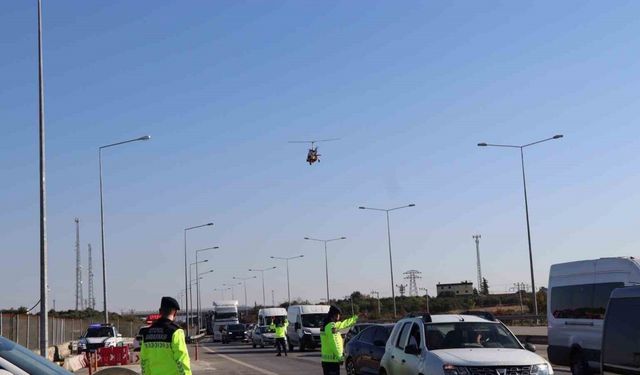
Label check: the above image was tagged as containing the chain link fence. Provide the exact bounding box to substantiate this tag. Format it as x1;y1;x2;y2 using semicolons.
0;314;138;351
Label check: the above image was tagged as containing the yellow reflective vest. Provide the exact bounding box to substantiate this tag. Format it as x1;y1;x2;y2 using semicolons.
320;315;358;363
270;320;289;339
140;318;192;375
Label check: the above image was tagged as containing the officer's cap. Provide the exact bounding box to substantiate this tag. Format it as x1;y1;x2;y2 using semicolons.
160;296;180;311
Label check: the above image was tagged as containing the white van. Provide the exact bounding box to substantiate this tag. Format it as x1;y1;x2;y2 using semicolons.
601;285;640;375
286;305;329;351
257;307;287;327
547;257;640;375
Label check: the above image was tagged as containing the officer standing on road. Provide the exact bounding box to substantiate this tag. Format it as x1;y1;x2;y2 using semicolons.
270;317;289;357
140;297;192;375
320;305;358;375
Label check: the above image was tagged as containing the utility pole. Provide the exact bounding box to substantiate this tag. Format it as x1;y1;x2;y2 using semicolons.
419;287;430;313
473;235;482;294
512;282;529;315
272;290;275;306
75;218;84;311
87;244;96;310
370;291;381;316
396;284;407;297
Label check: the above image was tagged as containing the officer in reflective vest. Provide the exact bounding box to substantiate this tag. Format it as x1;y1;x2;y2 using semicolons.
270;317;289;356
320;305;358;375
140;297;192;375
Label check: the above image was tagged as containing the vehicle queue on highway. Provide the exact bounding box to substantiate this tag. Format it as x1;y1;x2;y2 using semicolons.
198;256;640;375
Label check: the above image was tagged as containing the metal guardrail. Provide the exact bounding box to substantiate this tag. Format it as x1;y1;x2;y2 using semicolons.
496;314;547;326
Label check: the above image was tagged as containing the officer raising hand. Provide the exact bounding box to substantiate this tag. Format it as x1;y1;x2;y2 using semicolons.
320;305;358;375
140;297;192;375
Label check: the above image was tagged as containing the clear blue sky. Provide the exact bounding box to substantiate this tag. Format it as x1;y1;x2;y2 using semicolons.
2;1;640;312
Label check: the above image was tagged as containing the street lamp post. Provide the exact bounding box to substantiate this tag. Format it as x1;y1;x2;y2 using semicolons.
183;222;213;337
189;260;208;331
477;134;563;319
223;282;242;300
99;135;151;323
304;237;346;302
359;204;415;318
270;255;304;306
195;246;219;331
249;267;277;306
36;0;49;356
233;276;257;317
196;269;214;331
213;288;231;300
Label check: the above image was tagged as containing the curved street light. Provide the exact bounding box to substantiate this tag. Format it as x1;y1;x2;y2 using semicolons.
99;135;151;323
358;204;415;318
477;134;563;318
270;255;304;306
183;222;213;336
249;267;277;306
304;237;346;302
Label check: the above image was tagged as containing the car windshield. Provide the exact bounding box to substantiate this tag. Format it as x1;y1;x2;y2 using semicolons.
85;327;113;338
228;324;245;331
301;313;326;328
425;322;521;350
0;336;72;374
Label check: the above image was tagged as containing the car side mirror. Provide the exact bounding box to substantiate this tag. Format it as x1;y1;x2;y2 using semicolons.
404;344;421;355
524;342;536;352
373;340;386;347
295;322;301;330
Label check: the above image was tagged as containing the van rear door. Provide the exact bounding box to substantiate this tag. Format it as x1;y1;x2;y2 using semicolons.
601;294;640;375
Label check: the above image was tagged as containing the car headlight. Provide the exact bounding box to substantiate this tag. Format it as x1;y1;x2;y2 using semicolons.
532;364;552;375
443;365;470;375
303;329;313;335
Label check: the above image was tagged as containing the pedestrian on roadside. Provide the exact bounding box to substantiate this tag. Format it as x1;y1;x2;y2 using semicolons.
140;297;192;375
270;317;289;357
320;305;358;375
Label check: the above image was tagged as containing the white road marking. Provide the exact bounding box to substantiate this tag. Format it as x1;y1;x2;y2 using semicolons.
202;345;280;375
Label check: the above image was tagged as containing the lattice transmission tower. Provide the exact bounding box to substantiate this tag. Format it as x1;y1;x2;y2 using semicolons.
473;235;483;293
404;270;422;297
75;218;84;311
87;243;96;310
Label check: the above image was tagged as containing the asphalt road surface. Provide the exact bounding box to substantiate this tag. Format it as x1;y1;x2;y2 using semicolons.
83;342;571;374
189;342;571;375
194;341;323;374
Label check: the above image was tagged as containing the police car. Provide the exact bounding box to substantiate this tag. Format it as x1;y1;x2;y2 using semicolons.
77;324;124;353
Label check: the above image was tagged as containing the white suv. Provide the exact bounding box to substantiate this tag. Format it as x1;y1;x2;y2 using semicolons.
380;314;552;375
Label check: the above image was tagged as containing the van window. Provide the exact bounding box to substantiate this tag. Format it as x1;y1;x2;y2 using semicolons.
602;297;640;370
396;322;412;350
551;282;623;319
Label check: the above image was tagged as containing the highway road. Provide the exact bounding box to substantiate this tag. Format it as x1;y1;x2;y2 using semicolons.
188;341;571;375
84;341;570;374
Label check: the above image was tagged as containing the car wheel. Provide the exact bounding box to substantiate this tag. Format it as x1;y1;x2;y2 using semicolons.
346;358;357;375
570;350;591;375
379;368;387;375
